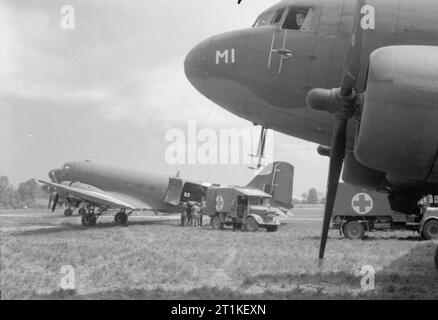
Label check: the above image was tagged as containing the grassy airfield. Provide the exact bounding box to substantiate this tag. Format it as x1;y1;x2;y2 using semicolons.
1;208;437;300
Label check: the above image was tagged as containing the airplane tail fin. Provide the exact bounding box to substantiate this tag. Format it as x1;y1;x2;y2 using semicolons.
246;162;294;211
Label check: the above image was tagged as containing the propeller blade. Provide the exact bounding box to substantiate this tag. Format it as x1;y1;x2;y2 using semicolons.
253;126;268;169
340;0;366;96
48;196;52;209
319;117;348;266
51;193;59;212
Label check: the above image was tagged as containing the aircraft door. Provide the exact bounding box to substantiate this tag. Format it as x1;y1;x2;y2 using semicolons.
165;177;183;206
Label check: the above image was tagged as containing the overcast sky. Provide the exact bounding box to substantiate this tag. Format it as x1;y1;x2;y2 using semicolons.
0;0;329;196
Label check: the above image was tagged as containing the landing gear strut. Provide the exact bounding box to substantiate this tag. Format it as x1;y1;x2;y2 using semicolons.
64;208;73;217
114;210;128;225
81;207;97;227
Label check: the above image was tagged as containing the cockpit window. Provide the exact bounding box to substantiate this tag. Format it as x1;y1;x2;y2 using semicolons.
253;7;286;27
272;8;286;24
253;11;276;27
282;7;314;31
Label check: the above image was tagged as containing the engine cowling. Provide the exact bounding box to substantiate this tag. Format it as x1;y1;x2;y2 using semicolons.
355;46;438;184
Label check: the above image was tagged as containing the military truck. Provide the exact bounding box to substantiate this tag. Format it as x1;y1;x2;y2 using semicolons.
331;183;438;240
204;187;281;232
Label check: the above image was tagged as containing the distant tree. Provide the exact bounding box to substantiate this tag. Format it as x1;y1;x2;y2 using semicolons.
0;176;20;208
17;179;40;206
319;197;326;205
307;188;319;205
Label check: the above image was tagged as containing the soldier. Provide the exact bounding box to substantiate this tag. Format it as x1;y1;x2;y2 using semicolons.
180;202;188;227
190;202;201;227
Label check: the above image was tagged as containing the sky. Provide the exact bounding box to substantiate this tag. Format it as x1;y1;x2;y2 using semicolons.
0;0;329;196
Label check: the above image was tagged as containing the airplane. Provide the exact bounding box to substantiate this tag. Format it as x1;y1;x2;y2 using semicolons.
184;0;438;268
39;160;294;227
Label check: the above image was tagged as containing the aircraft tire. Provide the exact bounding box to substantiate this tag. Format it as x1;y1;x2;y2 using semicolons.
78;208;86;216
422;220;438;240
266;225;278;232
64;208;73;217
244;217;259;232
211;215;223;230
114;211;128;225
343;221;365;240
81;214;97;227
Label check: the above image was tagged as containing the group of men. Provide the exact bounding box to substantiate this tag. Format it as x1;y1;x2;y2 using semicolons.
180;201;204;227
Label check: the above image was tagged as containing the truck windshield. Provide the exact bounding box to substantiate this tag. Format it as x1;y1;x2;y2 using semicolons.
248;197;263;206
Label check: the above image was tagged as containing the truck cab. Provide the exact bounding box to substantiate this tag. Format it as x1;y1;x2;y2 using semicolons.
204;187;281;232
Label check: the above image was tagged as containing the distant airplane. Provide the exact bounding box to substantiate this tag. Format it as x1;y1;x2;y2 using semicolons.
184;0;438;266
39;160;294;227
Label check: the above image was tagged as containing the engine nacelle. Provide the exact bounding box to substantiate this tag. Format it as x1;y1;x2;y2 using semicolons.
355;46;438;184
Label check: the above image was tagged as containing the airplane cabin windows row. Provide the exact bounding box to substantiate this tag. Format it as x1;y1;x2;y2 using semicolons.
253;7;314;31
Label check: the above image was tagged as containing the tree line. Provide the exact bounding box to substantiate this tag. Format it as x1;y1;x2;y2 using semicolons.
0;176;47;209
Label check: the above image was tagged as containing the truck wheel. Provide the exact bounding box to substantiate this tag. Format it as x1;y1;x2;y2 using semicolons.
435;246;438;270
343;221;365;240
244;217;259;232
81;214;97;227
422;220;438;240
266;225;278;232
211;215;223;230
64;208;73;217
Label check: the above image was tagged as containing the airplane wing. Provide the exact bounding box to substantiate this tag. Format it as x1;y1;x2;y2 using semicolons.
38;180;138;210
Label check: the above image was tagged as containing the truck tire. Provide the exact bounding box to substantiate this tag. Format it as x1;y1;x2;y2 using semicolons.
435;246;438;270
343;221;365;240
211;215;223;230
422;220;438;240
244;217;259;232
266;225;278;232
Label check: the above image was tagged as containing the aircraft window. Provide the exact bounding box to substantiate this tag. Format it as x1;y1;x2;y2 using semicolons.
272;8;286;24
253;11;275;27
282;7;314;31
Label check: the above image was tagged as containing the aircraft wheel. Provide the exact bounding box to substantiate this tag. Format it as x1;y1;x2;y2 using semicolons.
114;211;128;225
343;221;365;240
422;220;438;240
211;215;223;230
81;214;97;227
78;208;86;216
266;225;279;232
64;208;73;217
244;217;259;232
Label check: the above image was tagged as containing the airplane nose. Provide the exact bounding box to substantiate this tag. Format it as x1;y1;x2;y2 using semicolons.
184;38;211;92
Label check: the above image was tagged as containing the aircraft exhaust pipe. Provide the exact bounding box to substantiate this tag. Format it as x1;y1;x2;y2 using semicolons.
317;145;331;157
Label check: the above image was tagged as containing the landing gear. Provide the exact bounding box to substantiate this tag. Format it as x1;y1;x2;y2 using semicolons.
64;208;73;217
114;210;128;225
78;208;86;216
81;213;97;227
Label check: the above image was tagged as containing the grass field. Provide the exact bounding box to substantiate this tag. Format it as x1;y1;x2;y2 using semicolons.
1;208;437;300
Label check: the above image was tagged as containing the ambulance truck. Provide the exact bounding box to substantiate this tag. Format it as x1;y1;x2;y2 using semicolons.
332;183;438;240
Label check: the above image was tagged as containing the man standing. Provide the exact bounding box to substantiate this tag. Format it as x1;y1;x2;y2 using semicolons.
180;202;188;227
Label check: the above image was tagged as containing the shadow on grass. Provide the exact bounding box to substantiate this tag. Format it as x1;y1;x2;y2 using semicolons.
10;219;181;236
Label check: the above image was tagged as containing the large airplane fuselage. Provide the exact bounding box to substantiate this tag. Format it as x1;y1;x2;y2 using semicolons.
185;0;438;149
51;160;175;212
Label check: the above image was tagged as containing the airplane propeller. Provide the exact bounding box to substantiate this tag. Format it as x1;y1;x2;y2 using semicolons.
306;0;365;266
49;191;59;212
